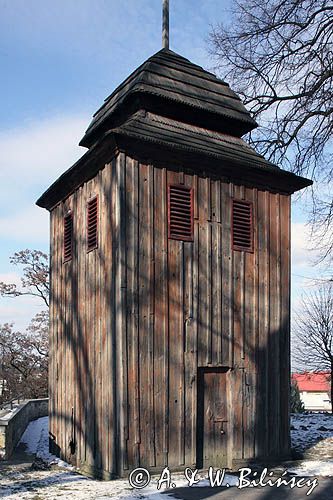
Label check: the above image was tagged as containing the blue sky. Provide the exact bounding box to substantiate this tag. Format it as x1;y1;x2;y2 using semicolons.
0;0;320;330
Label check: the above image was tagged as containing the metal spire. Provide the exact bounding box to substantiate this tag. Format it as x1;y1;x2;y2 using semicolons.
162;0;169;49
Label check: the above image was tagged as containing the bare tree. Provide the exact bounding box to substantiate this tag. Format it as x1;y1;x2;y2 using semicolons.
0;320;48;404
209;0;333;263
0;249;49;307
0;250;49;405
293;283;333;413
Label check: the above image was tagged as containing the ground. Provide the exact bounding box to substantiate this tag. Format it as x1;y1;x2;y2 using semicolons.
0;413;332;499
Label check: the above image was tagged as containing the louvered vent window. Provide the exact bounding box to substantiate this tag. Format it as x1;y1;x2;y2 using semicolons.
232;199;253;252
63;213;73;262
168;184;193;241
87;196;98;251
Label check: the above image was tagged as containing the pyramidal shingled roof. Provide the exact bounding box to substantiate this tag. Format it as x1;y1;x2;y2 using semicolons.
36;48;312;210
80;48;257;148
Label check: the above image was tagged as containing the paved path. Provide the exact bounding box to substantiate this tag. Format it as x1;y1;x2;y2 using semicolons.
168;478;333;500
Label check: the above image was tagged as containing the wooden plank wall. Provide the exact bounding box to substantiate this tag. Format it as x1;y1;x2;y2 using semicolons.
49;152;291;477
121;155;291;471
49;160;118;478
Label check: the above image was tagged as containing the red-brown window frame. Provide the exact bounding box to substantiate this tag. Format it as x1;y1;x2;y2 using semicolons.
63;211;73;263
168;184;194;242
87;195;98;252
231;199;254;253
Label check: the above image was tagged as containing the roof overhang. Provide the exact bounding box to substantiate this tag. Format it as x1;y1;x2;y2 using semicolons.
36;113;312;211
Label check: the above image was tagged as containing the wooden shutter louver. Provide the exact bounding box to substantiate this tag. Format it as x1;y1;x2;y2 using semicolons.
232;199;253;252
63;213;73;262
87;196;98;251
168;184;193;241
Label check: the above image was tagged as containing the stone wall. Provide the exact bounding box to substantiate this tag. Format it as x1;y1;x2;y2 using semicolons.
0;399;48;460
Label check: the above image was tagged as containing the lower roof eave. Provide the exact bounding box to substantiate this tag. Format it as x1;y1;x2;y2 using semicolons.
36;131;312;211
114;132;313;195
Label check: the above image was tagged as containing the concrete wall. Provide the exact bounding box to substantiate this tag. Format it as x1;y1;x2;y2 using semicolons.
0;398;48;460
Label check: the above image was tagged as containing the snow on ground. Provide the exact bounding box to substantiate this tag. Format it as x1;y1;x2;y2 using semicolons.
290;412;333;456
20;416;48;454
0;416;238;499
288;412;333;477
19;415;73;470
288;459;333;477
0;462;237;500
0;468;190;500
0;413;332;498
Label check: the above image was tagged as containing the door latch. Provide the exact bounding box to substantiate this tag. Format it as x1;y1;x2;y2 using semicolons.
213;419;228;436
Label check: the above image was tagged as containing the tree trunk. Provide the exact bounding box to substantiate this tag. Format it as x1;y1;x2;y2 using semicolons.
331;365;333;415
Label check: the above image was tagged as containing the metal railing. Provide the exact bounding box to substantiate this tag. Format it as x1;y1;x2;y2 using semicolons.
0;395;25;412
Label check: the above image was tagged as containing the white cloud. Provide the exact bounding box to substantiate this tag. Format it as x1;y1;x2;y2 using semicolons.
0;272;21;287
0;113;88;243
0;205;49;244
0;1;158;67
0;116;78;245
0;281;45;331
0;114;88;200
0;113;87;327
291;221;316;270
290;222;325;320
0;298;45;331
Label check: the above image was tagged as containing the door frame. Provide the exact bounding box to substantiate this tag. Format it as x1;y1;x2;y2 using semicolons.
196;367;232;469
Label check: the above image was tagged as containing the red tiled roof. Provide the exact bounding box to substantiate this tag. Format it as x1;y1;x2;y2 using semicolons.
292;372;331;392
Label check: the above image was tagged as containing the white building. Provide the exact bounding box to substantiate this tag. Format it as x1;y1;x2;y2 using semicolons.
292;372;331;412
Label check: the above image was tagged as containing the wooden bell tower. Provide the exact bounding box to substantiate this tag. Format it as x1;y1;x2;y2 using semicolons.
37;1;311;479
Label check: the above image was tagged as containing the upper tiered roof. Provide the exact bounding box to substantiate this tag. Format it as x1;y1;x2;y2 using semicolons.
80;48;257;148
37;48;311;210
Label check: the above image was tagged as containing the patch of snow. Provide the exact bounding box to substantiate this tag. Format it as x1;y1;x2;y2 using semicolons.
192;474;239;487
288;459;333;477
288;413;333;478
290;413;333;454
1;414;332;499
0;406;20;421
0;469;226;500
18;415;74;470
2;417;239;499
19;416;48;454
223;474;239;487
35;418;74;470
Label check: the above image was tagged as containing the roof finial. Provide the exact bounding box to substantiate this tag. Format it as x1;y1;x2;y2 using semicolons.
162;0;169;50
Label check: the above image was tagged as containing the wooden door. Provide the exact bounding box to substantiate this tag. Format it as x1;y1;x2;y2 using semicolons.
198;369;229;468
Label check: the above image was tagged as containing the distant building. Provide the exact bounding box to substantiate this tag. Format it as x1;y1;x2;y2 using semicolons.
292;372;331;412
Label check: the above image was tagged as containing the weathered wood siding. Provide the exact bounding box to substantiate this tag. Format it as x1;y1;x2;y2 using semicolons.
49;159;118;478
49;152;291;477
